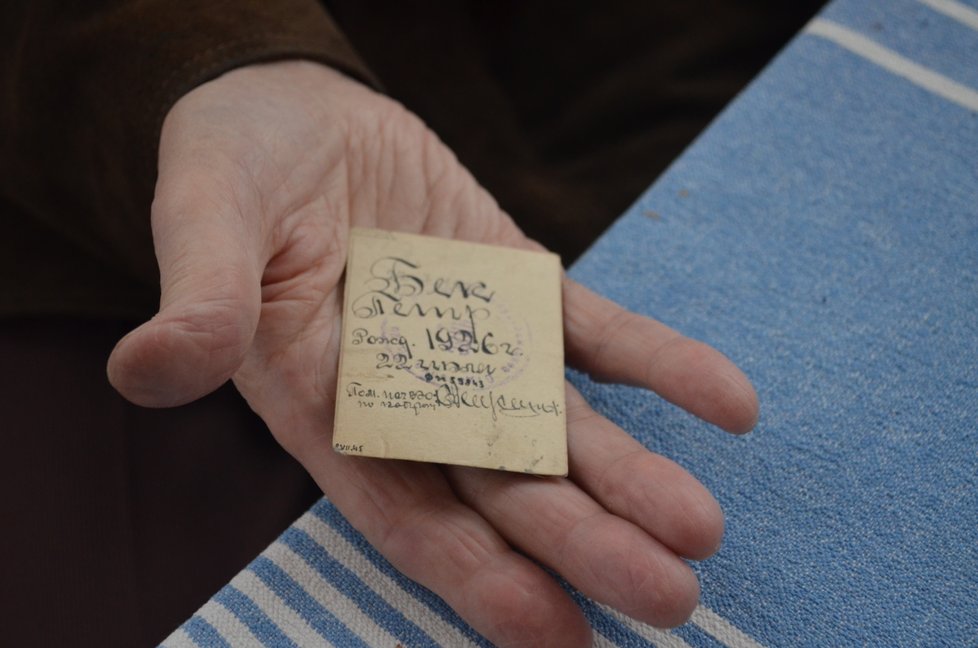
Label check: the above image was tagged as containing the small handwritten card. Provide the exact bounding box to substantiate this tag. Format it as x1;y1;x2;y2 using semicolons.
332;228;567;475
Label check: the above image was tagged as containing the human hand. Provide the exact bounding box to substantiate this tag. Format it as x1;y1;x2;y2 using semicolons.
107;61;758;648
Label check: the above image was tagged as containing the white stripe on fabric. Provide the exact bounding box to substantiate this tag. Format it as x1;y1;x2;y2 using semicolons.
918;0;978;32
691;606;766;648
592;634;618;648
596;604;692;648
196;599;263;647
295;513;478;648
231;569;336;648
805;18;978;112
159;627;197;648
267;541;400;647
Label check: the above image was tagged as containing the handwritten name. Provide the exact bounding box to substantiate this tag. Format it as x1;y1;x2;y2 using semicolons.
351;257;494;321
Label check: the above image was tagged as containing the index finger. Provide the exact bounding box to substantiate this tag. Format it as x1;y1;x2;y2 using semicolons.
562;276;758;434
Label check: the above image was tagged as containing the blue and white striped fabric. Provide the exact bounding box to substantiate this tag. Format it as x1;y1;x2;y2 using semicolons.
164;499;751;648
164;0;978;645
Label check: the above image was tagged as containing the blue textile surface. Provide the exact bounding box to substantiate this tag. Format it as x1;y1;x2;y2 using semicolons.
567;10;978;646
165;1;978;646
820;0;978;86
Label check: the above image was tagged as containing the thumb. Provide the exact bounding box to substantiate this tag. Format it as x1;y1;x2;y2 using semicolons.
108;170;264;408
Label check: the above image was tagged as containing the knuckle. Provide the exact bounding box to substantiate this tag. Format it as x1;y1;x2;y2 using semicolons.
590;308;636;376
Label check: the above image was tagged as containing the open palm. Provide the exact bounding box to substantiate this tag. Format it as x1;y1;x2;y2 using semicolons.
108;61;758;648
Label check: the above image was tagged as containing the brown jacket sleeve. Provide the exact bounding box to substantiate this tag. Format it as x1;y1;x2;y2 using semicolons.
0;0;374;319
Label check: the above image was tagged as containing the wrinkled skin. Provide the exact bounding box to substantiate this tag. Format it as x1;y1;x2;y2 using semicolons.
107;61;758;648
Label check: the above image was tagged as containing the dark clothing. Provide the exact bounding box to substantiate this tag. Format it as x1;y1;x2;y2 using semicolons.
1;0;820;319
0;317;321;646
0;1;821;645
1;0;373;320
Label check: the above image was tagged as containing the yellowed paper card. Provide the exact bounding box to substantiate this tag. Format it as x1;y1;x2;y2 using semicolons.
332;228;567;475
